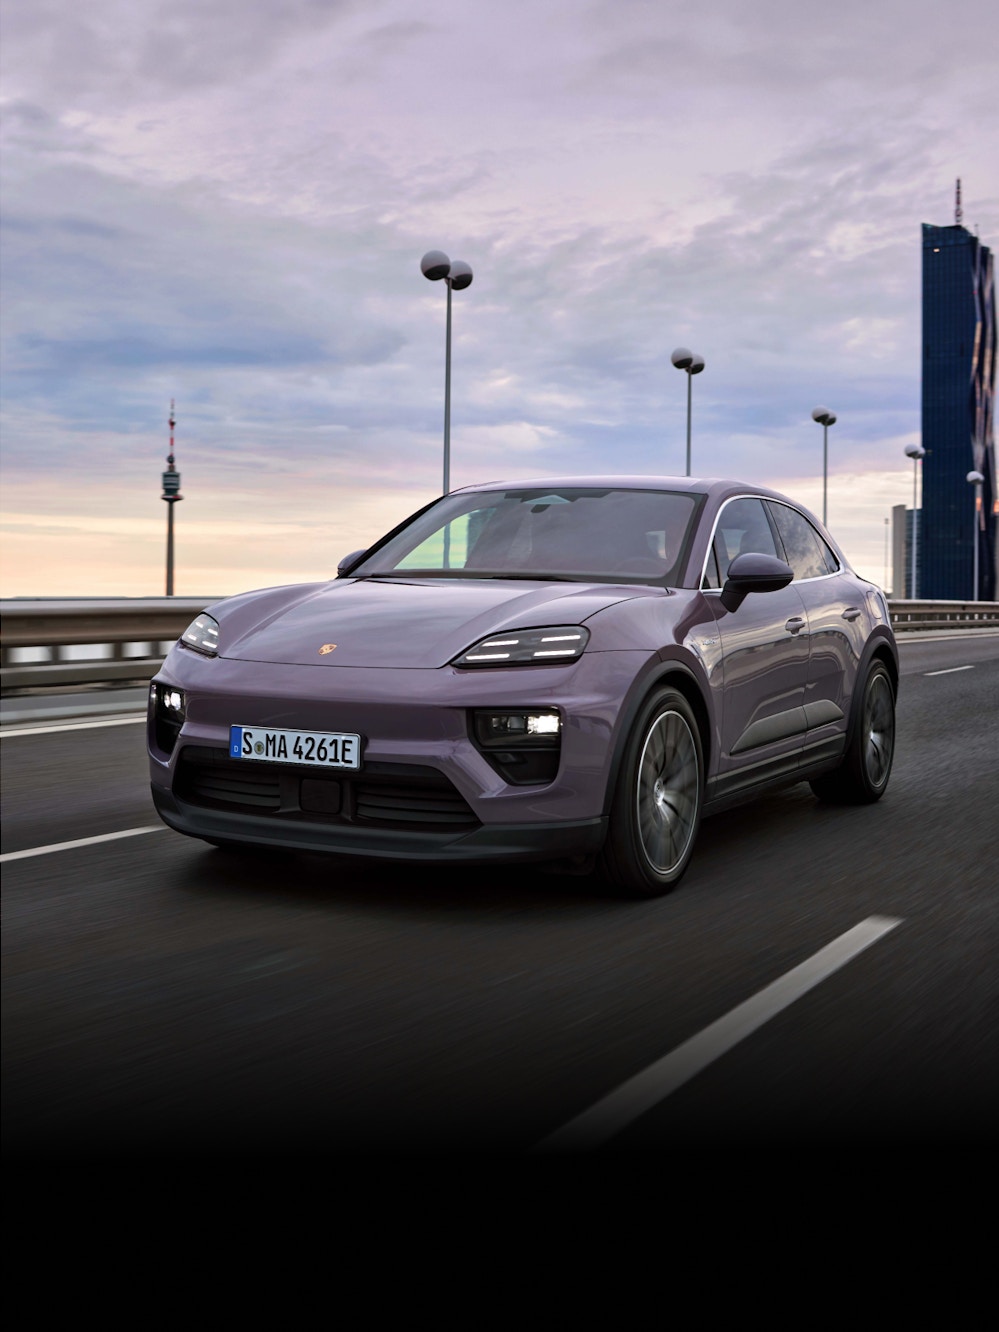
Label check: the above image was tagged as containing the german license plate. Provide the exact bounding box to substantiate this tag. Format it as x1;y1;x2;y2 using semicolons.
229;725;361;770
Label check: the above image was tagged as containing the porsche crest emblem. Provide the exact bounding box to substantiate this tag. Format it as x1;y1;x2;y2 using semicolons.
318;643;337;655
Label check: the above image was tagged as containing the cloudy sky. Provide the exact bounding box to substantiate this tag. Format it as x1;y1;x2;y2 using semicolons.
2;0;996;596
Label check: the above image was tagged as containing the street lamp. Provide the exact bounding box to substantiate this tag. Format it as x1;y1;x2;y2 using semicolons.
904;443;926;598
671;348;705;477
811;407;837;528
967;470;985;602
161;400;182;596
421;250;473;495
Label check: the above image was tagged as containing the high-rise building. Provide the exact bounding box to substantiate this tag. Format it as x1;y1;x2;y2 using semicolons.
891;504;920;599
921;189;996;601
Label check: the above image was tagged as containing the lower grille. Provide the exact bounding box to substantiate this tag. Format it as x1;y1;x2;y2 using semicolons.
355;780;477;825
185;767;282;809
175;748;478;830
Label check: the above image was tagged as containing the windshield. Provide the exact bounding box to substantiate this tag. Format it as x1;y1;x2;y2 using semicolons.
350;487;703;584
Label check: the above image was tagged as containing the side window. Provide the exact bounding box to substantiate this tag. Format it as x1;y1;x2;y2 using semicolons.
697;498;777;586
767;503;837;580
704;498;779;587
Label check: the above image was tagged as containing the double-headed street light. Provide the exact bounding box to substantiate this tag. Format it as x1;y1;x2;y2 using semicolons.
904;443;926;598
967;470;985;601
421;250;473;495
811;407;837;528
671;348;705;477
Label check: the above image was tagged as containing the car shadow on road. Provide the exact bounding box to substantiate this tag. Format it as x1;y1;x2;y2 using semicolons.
169;837;617;917
163;775;879;918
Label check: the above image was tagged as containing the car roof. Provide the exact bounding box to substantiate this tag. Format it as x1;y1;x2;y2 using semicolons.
450;476;798;506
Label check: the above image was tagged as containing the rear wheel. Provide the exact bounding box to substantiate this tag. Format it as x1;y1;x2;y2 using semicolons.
810;660;895;804
599;687;703;898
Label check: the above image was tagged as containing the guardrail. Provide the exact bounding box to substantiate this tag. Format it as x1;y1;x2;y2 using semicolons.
885;600;999;631
0;598;218;691
2;595;998;692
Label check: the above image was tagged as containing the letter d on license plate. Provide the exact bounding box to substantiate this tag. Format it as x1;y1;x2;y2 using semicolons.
229;725;361;769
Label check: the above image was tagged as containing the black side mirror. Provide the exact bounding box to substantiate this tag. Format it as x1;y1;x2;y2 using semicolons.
337;549;368;577
720;552;793;612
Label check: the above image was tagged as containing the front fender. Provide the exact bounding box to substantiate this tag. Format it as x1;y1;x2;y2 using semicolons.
598;654;714;818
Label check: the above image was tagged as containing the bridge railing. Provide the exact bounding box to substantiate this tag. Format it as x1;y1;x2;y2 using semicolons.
2;595;998;692
0;598;218;691
885;599;999;631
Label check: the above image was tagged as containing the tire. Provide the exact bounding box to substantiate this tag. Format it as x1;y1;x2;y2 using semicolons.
599;687;703;898
810;660;895;805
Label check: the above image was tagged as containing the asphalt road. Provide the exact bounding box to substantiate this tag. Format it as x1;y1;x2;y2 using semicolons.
3;634;997;1156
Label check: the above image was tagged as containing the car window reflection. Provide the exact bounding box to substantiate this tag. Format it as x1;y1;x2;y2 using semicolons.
357;488;702;584
702;497;779;588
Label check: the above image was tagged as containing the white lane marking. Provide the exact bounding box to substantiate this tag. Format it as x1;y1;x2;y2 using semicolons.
535;914;903;1153
0;716;146;739
0;825;165;863
924;665;974;677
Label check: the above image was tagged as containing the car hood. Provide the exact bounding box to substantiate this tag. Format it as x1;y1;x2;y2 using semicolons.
217;577;666;668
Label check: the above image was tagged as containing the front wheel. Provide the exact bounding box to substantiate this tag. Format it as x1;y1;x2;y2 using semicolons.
810;660;895;804
599;687;703;898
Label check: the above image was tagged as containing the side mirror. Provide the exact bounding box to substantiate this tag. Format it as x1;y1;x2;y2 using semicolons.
720;552;793;612
337;549;368;577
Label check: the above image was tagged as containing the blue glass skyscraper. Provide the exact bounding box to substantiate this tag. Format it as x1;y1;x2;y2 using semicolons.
921;210;996;601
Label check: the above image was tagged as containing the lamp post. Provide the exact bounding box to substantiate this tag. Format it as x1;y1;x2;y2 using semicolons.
811;407;837;528
161;400;182;597
421;250;473;495
967;470;985;601
904;443;926;598
671;348;705;477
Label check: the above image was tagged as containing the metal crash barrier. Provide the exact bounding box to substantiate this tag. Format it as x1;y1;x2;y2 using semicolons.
1;596;998;692
0;598;217;691
885;600;999;632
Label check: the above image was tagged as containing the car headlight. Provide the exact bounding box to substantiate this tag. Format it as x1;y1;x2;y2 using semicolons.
181;612;220;657
473;710;562;744
471;709;562;785
453;625;589;667
149;683;186;755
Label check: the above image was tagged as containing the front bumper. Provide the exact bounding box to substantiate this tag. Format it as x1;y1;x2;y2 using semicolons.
152;784;606;863
148;645;654;862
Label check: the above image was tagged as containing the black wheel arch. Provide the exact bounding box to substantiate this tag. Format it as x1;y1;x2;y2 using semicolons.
599;656;713;818
844;629;899;748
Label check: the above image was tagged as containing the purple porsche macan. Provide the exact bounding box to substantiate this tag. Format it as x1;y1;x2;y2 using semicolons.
148;477;898;896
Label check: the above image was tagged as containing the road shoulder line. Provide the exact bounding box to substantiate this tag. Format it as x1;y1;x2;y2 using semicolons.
1;825;165;863
535;914;903;1152
0;716;147;738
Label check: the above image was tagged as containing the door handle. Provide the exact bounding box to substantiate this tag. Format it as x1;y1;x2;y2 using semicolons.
841;607;862;621
785;616;806;634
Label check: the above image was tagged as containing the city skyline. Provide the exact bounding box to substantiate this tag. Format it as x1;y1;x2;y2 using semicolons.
2;1;997;596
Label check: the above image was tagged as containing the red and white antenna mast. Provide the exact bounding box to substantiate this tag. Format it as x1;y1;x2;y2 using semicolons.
955;178;963;226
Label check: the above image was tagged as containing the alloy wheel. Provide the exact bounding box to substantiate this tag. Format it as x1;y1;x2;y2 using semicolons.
635;709;700;874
